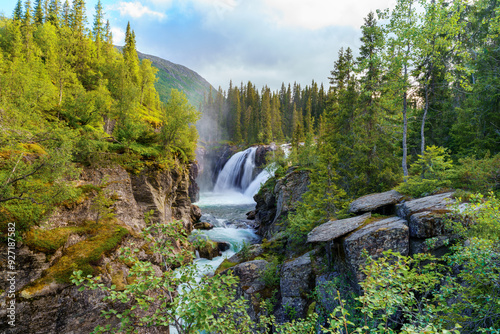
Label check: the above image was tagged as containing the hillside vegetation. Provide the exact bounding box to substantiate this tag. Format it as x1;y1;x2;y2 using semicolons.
0;0;199;239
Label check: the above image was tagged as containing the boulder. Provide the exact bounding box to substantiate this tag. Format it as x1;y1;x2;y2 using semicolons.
193;221;214;230
410;236;451;256
307;213;371;243
246;210;256;220
195;239;220;260
214;240;231;252
227;244;264;264
397;192;454;220
226;260;270;321
278;252;315;321
190;204;202;224
349;190;404;214
408;211;447;238
343;217;409;284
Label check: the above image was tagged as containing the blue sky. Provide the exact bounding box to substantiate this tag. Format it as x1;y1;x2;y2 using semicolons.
0;0;396;91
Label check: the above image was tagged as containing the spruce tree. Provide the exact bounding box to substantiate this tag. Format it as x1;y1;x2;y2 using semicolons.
93;0;104;60
123;22;140;84
47;0;60;26
34;0;43;25
13;0;23;21
62;0;70;26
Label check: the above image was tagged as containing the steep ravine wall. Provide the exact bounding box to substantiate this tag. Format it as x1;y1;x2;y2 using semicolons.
0;163;199;334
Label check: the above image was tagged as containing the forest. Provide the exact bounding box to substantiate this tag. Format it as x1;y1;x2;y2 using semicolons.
0;0;499;333
0;0;200;238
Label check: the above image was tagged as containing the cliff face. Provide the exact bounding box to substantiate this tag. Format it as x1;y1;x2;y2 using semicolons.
254;166;310;239
0;163;198;334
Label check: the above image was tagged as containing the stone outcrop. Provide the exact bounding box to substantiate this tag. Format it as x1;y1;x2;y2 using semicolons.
397;192;454;219
278;252;315;321
307;213;371;243
0;163;198;334
190;205;202;224
408;211;447;238
343;217;409;284
131;165;195;232
349;190;404;214
224;260;270;321
255;167;310;239
188;162;200;202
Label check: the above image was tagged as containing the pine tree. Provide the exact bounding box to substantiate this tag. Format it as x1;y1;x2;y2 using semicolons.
354;11;400;193
234;92;242;143
123;22;140;84
34;0;43;25
259;88;273;143
13;0;23;21
71;0;87;36
93;0;104;60
62;0;70;26
47;0;60;26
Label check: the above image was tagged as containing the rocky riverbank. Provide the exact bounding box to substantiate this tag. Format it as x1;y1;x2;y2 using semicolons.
0;162;201;334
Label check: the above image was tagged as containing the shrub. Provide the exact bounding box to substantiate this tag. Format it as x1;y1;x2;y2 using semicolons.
397;146;454;197
453;153;500;195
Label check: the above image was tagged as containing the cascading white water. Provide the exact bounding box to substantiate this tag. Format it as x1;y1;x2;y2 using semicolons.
170;146;273;333
213;147;258;193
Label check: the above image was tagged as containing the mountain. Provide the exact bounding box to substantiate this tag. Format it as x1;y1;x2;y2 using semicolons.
116;46;216;109
137;51;217;109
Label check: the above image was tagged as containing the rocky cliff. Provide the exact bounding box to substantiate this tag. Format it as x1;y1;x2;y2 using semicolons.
0;163;200;334
228;183;458;324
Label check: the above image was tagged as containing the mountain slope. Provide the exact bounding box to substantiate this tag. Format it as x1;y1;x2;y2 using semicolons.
136;50;216;109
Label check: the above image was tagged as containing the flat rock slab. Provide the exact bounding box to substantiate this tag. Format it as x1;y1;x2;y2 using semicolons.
397;192;454;219
307;213;371;243
349;190;404;213
343;217;409;284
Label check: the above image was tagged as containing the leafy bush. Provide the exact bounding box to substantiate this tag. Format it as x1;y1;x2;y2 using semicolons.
453;153;500;195
72;219;254;334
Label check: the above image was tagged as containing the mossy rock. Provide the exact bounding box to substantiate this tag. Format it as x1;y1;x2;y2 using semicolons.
215;259;237;275
20;219;129;298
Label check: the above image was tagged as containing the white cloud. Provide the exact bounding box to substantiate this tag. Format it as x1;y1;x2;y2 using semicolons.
112;1;167;20
262;0;396;29
111;26;126;45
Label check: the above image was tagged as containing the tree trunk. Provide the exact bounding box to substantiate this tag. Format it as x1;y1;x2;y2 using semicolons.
402;66;409;177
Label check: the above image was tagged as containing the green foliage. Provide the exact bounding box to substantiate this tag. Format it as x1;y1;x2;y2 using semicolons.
397;146;454;197
453;153;500;195
90;188;117;224
0;124;80;239
72;218;255;334
160;89;200;162
260;258;280;287
0;9;200;242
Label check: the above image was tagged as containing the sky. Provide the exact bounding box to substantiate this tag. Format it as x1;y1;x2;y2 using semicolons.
0;0;397;92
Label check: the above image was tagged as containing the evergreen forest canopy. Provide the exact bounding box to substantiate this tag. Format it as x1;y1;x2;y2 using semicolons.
0;0;200;237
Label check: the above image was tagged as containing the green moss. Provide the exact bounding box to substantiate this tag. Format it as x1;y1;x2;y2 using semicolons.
20;219;129;297
215;259;237;275
24;225;87;254
111;269;126;291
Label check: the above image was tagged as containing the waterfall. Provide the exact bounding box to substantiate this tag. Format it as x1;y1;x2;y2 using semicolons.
213;147;258;193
